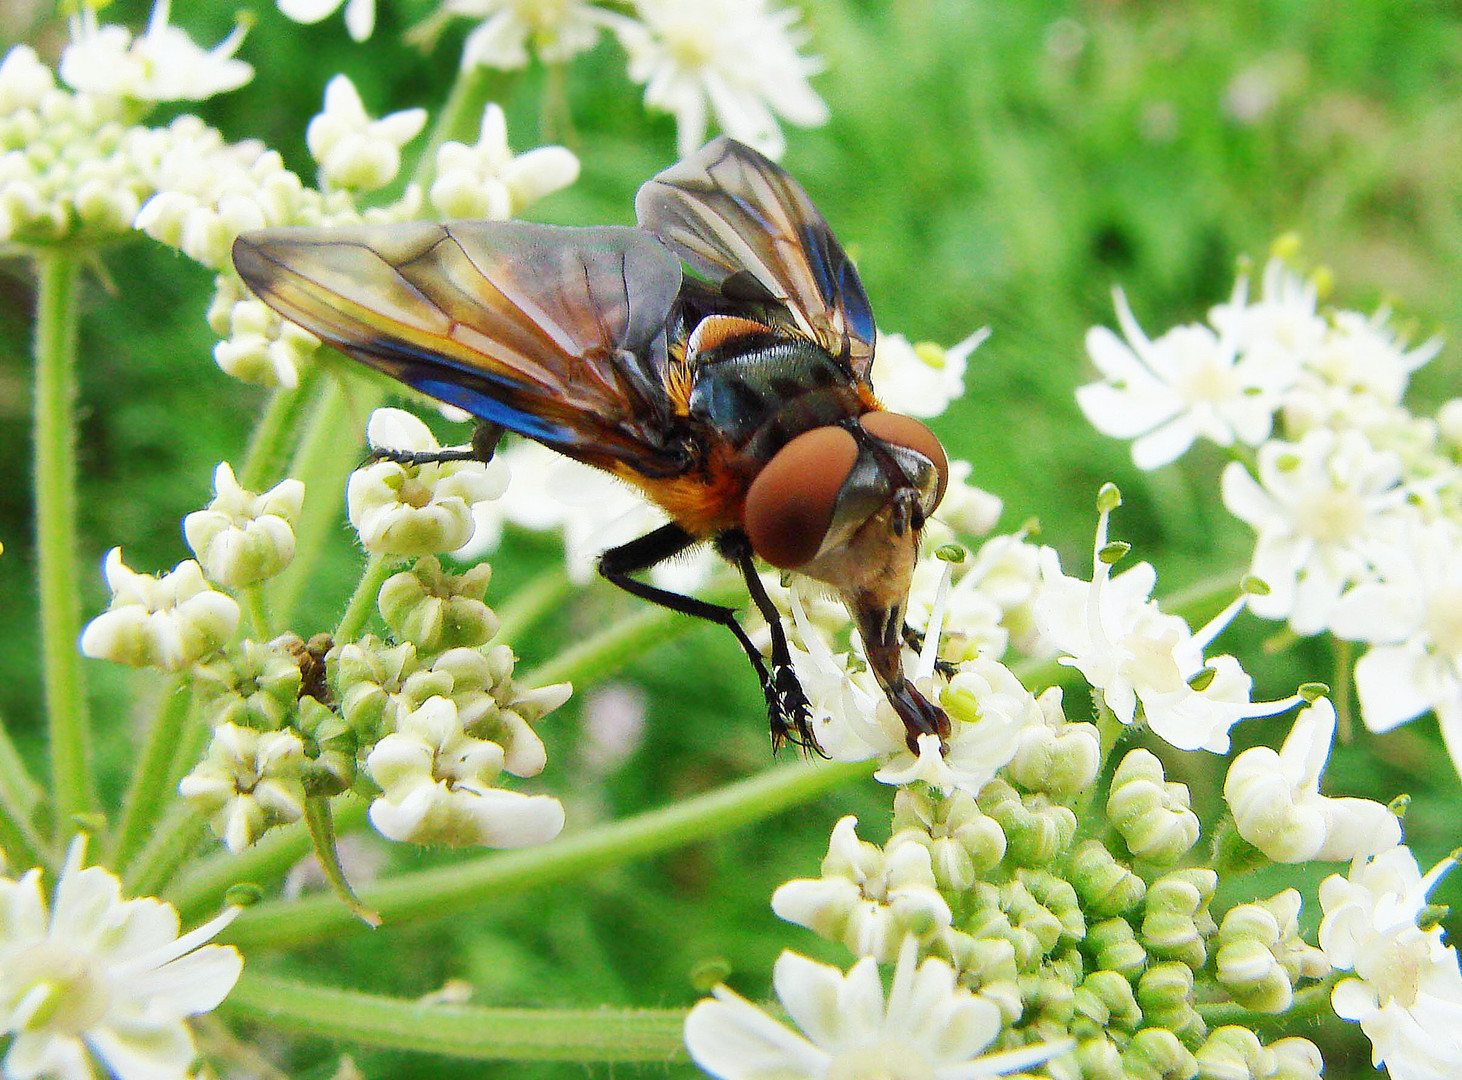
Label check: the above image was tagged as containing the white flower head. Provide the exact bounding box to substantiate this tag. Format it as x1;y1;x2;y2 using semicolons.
1222;428;1408;635
278;0;376;41
1207;256;1328;369
869;329;985;420
366;695;565;848
0;836;243;1080
1224;698;1401;863
1078;288;1297;469
428;103;579;219
771;817;952;962
1319;847;1462;1080
183;461;305;588
348;408;509;557
81;549;240;671
307;74;427;193
178;723;309;852
1033;498;1296;752
610;0;829;160
684;936;1071;1080
449;0;606;69
61;0;253;103
1329;518;1462;772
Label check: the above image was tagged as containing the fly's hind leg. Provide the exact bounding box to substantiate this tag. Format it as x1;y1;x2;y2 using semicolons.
367;420;507;468
715;531;822;757
599;524;816;755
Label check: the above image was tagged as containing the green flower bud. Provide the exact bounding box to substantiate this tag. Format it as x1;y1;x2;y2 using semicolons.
193;637;303;731
1142;869;1218;970
297;695;358;797
1003;879;1066;960
891;787;1006;891
1073;1037;1126;1080
178;723;307;852
1267;1038;1324;1080
1019;868;1086;942
1194;1028;1322;1080
1085;917;1148;979
1123;1028;1199;1080
378;557;498;653
1020;958;1077;1028
1138;961;1206;1044
1075;969;1141;1033
331;635;419;735
980;780;1077;866
1006;716;1102;801
941;929;1019;992
1214;889;1326;1013
1108;749;1200;864
1069;839;1147;917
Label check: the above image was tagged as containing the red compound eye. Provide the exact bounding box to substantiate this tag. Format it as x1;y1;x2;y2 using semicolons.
744;426;859;569
858;411;949;510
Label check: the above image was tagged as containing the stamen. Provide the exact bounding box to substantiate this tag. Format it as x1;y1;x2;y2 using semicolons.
916;559;954;683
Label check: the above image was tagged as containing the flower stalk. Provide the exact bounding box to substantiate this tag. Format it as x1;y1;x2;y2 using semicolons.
222;972;686;1061
109;676;194;869
33;248;94;835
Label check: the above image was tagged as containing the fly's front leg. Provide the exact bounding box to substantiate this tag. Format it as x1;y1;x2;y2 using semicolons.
600;524;794;749
901;622;959;678
717;531;821;756
367;420;506;468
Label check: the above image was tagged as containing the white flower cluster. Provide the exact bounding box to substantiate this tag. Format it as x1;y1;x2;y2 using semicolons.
1079;253;1462;773
0;837;243;1080
134;79;578;388
280;0;828;162
0;4;253;247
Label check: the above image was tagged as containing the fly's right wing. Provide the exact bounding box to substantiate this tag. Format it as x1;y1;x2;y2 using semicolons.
635;137;877;380
233;220;692;476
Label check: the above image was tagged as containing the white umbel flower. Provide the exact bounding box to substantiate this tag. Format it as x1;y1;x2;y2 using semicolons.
684;936;1071;1080
366;695;565;848
307;74;427;193
869;330;987;421
183;461;305;588
0;837;243;1080
60;0;252;103
428;103;579;219
178;723;309;852
80;549;239;671
1220;428;1407;636
449;0;606;69
1078;289;1295;470
348;409;508;557
278;0;377;41
1319;847;1462;1080
610;0;829;159
1224;698;1401;863
1330;519;1462;771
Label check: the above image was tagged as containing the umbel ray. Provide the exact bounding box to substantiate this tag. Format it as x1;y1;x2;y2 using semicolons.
233;136;955;755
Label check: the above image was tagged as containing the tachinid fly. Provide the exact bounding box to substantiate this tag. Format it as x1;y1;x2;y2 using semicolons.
233;136;952;754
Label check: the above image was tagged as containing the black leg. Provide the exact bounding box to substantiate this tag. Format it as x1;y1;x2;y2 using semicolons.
368;420;506;467
717;532;821;755
901;622;959;679
598;524;812;754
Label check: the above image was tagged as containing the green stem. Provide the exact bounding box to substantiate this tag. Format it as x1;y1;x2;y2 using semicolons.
523;579;744;689
241;585;270;640
239;365;322;492
1159;568;1245;621
491;566;574;645
33;250;93;835
221;972;686;1062
1333;637;1355;745
0;740;48;872
334;552;394;643
223;757;873;951
1198;974;1339;1033
303;795;380;927
169;796;368;922
266;375;382;624
109;677;193;870
0;712;42;827
122;802;210;897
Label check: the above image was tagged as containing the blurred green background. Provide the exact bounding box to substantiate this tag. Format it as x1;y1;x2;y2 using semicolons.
2;0;1461;1076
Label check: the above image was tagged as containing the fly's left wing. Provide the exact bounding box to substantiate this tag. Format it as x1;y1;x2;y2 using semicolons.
634;136;876;380
233;221;691;476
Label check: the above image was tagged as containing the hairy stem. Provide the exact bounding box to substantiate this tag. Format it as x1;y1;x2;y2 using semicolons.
109;677;193;870
33;250;93;835
334;551;394;644
222;973;686;1062
222;757;873;951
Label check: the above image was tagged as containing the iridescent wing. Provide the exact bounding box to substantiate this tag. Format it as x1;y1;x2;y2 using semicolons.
232;221;691;476
635;136;876;379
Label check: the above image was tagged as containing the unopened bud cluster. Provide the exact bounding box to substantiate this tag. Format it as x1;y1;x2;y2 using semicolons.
774;736;1328;1078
